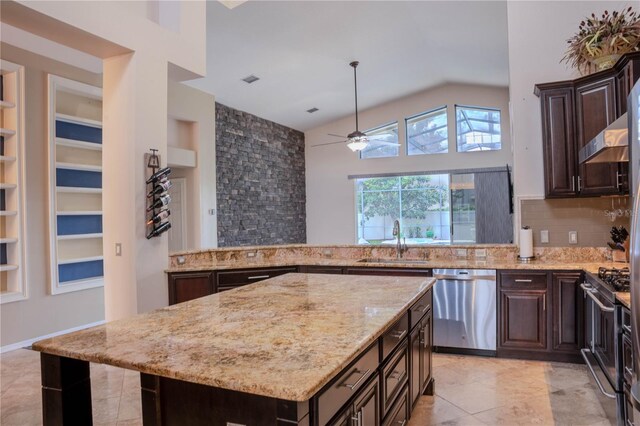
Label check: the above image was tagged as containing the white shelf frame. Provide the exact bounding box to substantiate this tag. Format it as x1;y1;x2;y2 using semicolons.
0;60;27;304
56;137;102;151
48;74;104;295
56;210;102;216
0;155;16;162
56;162;102;172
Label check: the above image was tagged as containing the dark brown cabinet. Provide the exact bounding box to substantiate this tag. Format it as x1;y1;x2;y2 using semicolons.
499;289;547;350
168;271;215;305
536;52;640;198
299;265;344;274
329;376;380;426
498;270;583;362
551;272;583;353
539;86;578;197
409;308;432;407
216;267;298;291
575;77;621;195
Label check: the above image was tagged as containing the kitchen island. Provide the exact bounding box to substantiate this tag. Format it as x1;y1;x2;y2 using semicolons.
32;273;435;425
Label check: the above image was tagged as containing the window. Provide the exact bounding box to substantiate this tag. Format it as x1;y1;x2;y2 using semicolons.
355;175;450;245
359;122;399;159
455;106;501;152
406;107;448;155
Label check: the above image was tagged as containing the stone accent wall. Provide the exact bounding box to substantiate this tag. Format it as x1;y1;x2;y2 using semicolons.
215;103;306;247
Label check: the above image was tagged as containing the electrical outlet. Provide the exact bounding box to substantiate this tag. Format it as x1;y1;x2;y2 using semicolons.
208;208;216;215
540;230;549;244
246;251;256;258
569;231;578;245
115;243;122;256
475;249;487;258
323;249;333;258
177;256;186;265
456;249;467;257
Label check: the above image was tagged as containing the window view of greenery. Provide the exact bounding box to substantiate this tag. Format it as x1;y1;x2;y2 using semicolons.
406;107;448;155
356;174;452;245
359;122;399;159
455;106;501;152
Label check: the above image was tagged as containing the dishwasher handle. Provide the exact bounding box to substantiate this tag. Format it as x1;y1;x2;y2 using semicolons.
434;274;496;281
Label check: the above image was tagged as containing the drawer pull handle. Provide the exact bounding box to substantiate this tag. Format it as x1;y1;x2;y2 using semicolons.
340;368;371;390
514;279;533;283
623;325;632;334
422;304;430;313
391;330;407;340
626;366;634;378
397;421;407;426
389;370;404;380
247;275;270;280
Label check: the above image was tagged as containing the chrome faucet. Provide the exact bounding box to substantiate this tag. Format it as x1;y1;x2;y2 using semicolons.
392;220;407;259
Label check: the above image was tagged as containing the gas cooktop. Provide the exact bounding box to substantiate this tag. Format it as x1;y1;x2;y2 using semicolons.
598;267;630;292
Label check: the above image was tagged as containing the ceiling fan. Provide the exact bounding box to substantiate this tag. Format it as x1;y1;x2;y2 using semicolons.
312;61;401;152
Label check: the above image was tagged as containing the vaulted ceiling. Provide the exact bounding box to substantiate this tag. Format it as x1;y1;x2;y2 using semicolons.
187;1;509;131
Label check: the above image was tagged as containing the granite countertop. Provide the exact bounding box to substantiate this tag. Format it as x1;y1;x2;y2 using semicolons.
167;257;628;275
32;273;434;402
616;292;631;309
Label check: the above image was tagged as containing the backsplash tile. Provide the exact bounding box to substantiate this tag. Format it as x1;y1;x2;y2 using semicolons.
521;197;631;247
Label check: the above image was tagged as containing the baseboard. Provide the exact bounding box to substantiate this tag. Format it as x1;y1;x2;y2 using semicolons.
0;320;106;354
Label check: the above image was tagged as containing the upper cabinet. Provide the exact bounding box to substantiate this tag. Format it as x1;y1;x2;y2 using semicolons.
535;52;640;198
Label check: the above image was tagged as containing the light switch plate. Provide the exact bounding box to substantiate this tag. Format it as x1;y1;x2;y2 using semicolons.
540;230;549;244
115;243;122;256
569;231;578;245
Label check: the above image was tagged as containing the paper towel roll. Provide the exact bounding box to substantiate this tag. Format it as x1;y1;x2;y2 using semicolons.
519;228;534;258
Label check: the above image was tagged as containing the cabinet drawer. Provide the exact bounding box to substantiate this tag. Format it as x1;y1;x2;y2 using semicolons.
381;340;408;416
216;267;297;287
382;312;409;361
345;268;432;277
302;265;344;274
500;271;548;290
410;290;432;330
382;385;408;426
317;341;379;426
623;333;634;385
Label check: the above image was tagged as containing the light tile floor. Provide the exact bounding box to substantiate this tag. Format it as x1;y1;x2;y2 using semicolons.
0;349;614;425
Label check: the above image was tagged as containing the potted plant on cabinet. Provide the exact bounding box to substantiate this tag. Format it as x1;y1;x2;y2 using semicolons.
562;7;640;75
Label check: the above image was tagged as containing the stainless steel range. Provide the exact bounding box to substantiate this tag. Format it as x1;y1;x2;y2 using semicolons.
582;267;631;426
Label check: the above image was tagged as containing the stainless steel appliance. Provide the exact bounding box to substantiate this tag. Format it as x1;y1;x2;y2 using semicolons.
432;269;496;353
579;112;629;164
629;80;640;422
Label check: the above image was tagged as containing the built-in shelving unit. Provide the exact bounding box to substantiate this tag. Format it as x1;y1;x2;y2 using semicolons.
0;60;27;304
48;75;103;295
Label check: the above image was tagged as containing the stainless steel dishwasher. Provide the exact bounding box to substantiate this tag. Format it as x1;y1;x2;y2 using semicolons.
433;269;497;353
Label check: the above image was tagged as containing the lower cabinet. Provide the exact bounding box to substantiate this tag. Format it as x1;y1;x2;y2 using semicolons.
345;268;432;277
300;265;344;274
409;307;432;408
498;270;583;362
168;271;215;305
329;375;380;426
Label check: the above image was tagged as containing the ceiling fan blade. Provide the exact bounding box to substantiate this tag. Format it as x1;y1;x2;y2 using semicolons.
311;140;348;148
328;133;348;138
368;141;401;146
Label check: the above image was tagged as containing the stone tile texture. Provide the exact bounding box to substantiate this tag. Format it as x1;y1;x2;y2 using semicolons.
215;102;306;247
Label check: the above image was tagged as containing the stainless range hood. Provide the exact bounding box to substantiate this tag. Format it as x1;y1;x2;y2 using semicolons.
578;113;629;164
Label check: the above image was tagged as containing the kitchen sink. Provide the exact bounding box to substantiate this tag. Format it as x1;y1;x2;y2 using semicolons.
357;258;430;264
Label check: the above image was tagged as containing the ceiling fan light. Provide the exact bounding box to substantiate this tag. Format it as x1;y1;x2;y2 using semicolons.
347;136;369;152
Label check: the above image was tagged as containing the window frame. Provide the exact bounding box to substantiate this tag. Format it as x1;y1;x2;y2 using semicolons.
358;121;400;160
404;105;449;156
454;104;502;153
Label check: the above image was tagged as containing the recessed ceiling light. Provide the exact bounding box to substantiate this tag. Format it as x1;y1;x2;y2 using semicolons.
242;75;260;84
306;107;319;113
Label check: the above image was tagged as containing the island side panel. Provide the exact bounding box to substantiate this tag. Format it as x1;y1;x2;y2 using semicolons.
40;353;93;426
140;373;310;426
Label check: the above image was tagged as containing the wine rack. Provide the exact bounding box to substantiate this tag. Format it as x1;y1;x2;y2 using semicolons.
145;150;172;239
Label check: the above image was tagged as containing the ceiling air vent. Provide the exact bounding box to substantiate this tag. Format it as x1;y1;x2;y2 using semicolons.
306;107;319;113
242;75;260;84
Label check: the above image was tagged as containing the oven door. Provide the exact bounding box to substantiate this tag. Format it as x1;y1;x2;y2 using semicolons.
582;283;619;395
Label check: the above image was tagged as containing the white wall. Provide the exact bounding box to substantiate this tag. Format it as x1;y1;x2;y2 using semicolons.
0;43;105;348
167;81;217;250
305;83;511;244
507;0;631;200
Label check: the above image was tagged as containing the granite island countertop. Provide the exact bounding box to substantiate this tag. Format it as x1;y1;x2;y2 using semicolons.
32;273;434;402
